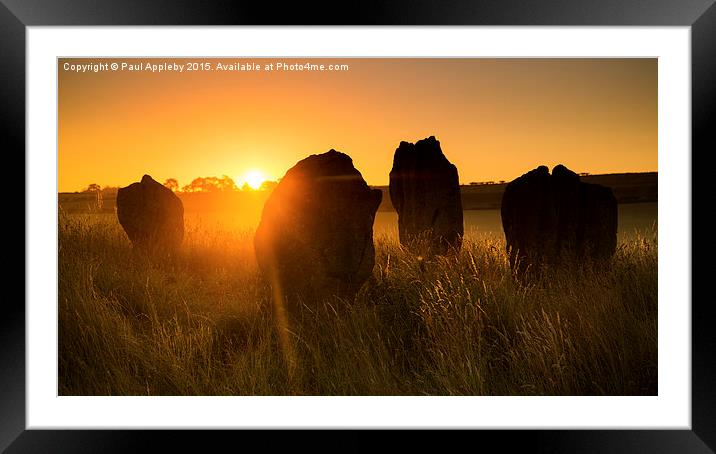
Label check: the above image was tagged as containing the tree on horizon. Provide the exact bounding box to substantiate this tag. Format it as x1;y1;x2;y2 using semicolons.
82;183;101;193
163;178;180;192
181;175;238;193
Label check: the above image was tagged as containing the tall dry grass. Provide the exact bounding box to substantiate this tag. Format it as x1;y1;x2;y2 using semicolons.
58;212;657;395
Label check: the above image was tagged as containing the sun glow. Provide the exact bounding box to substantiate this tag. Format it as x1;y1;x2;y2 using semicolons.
243;170;266;190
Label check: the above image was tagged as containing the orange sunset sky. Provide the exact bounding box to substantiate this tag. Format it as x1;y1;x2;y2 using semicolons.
58;58;656;192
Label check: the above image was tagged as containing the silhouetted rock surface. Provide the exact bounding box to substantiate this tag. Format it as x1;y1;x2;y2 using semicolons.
116;174;184;253
254;150;382;307
501;164;617;274
389;136;463;254
577;181;618;261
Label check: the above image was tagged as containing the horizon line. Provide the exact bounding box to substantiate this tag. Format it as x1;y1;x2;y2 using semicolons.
59;169;658;194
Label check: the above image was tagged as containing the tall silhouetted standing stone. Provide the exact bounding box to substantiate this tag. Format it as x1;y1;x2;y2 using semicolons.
389;136;463;254
116;174;184;254
501;164;617;274
254;150;382;308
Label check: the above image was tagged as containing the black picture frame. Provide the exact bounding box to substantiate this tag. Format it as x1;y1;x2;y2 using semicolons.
3;1;712;452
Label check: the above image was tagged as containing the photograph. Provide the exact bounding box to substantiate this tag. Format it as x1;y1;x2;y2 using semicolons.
58;57;658;396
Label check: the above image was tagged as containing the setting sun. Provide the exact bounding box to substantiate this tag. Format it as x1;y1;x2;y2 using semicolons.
243;170;266;190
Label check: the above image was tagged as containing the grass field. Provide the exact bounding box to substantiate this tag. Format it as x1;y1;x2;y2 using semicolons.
58;211;657;396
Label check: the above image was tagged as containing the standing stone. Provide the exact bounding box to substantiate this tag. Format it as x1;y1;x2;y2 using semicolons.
389;136;463;254
116;174;184;253
500;164;617;274
254;150;382;305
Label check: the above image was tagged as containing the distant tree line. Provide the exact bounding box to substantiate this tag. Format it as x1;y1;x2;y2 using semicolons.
81;184;117;196
469;180;506;186
170;176;279;193
80;177;279;194
178;176;238;193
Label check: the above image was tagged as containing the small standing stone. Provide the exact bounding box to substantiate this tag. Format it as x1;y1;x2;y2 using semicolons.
116;174;184;254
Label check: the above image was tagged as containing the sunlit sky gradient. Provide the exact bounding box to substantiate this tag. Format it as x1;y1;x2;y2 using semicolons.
59;58;656;192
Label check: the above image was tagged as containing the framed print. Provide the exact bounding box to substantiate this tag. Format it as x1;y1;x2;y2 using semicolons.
4;0;714;451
